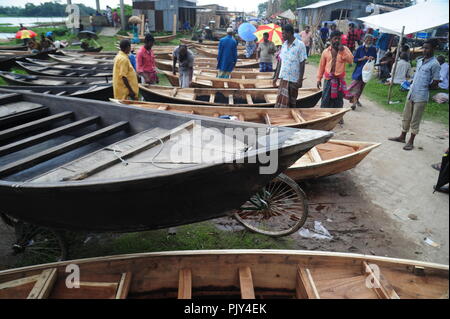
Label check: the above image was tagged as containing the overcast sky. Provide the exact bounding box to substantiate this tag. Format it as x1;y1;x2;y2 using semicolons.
0;0;267;13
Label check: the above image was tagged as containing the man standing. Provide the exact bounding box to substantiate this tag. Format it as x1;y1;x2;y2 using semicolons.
389;39;441;151
437;55;449;90
113;39;139;100
300;26;312;57
274;25;307;108
137;34;158;84
317;31;354;109
320;22;329;45
216;28;238;79
173;44;195;88
376;32;392;64
347;23;358;53
256;32;276;72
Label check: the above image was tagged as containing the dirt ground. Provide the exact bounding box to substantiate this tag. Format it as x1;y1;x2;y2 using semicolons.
0;63;448;269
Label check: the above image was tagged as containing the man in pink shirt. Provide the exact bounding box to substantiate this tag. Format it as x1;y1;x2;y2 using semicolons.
300;26;312;56
137;34;158;84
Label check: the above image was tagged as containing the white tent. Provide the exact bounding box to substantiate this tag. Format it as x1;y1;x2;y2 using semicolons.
278;9;296;20
359;0;449;36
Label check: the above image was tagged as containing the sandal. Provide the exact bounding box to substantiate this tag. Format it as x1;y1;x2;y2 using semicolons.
388;137;406;143
351;104;356;110
403;144;414;151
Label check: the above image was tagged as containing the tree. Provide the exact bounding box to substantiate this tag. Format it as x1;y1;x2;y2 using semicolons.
258;2;268;17
281;0;320;11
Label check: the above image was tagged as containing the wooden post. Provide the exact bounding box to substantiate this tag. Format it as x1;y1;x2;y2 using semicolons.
120;0;126;31
96;0;100;12
173;14;177;35
387;26;405;103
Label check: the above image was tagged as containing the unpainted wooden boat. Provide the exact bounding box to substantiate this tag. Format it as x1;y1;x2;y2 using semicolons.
0;84;112;101
117;33;177;43
155;58;260;71
0;250;447;299
47;54;113;67
286;140;381;180
161;70;277;89
113;100;349;131
139;85;323;108
25;58;113;70
0;88;331;232
15;61;112;77
0;44;27;51
195;46;247;59
193;69;273;79
62;49;116;57
0;71;110;86
180;38;245;50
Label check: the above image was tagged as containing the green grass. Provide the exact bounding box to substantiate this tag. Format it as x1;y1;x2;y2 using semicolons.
309;54;449;126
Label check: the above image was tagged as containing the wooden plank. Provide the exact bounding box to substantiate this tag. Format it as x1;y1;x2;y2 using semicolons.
171;88;178;97
177;269;192;299
228;95;234;105
0;93;22;105
115;272;132;299
27;268;57;299
55;91;67;96
0;106;48;129
62;120;196;181
0;121;128;178
158;106;168;110
0;275;40;290
264;113;271;125
296;266;320;299
0;111;73;142
246;94;253;105
263;94;270;103
209;94;215;103
239;267;255;299
362;261;400;299
0;116;99;157
291;110;306;123
238;114;245;121
308;147;322;163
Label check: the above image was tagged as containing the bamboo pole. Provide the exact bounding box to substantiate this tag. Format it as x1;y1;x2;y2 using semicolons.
120;0;126;31
173;14;177;35
387;26;405;104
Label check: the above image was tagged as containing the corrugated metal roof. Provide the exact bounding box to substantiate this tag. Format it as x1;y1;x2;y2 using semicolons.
298;0;345;10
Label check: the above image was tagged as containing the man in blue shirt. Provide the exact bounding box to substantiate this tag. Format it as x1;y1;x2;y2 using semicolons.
376;33;392;64
389;39;441;151
348;34;377;109
216;28;238;78
320;23;329;44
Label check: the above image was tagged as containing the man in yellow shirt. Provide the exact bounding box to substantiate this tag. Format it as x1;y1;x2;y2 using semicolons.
113;39;139;100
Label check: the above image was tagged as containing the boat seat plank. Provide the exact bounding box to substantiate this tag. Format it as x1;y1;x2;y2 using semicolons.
0;111;73;142
158;106;168;110
0;101;44;118
27;268;58;299
308;147;322;163
178;269;192;299
0;106;49;130
291;110;306;123
362;261;400;299
59;121;196;182
228;95;234;105
171;88;178;97
115;272;132;299
264;113;271;125
296;267;320;299
0;93;21;105
0;116;100;157
239;267;255;299
55;91;67;96
0;275;41;290
209;94;215;103
246;94;253;105
0;121;128;178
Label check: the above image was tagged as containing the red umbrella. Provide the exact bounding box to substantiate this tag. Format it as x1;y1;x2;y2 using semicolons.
254;24;283;46
15;30;37;40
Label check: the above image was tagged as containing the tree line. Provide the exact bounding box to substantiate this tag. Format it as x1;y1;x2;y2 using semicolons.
0;2;96;17
258;0;321;16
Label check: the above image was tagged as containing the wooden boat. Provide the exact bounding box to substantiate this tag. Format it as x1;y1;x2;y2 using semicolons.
155;58;260;71
180;38;245;50
0;57;15;71
193;69;273;79
113;99;350;131
117;34;177;43
161;71;277;89
139;86;323;108
0;84;112;101
0;249;447;299
195;46;247;59
0;71;110;86
25;58;113;70
286;140;381;180
0;49;56;60
0;88;331;232
15;61;112;78
47;54;113;67
62;49;117;57
0;44;27;51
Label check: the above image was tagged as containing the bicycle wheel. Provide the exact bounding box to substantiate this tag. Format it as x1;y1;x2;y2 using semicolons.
234;174;308;237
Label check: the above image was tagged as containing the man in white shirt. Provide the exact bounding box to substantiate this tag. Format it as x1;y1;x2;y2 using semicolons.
387;53;411;85
438;56;449;90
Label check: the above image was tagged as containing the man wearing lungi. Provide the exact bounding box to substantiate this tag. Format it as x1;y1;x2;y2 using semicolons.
173;45;195;88
274;25;307;108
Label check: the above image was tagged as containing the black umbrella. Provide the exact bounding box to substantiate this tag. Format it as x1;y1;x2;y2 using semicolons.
78;31;98;40
434;150;449;193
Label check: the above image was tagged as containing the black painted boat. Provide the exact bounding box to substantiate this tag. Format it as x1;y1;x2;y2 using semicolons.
28;56;113;69
15;61;112;77
0;84;112;101
0;44;27;51
0;88;332;232
0;57;16;71
0;71;110;86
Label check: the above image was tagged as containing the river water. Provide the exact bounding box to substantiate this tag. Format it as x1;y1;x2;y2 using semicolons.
0;17;66;27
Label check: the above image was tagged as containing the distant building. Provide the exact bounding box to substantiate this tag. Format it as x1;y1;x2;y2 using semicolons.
297;0;406;27
132;0;197;32
197;4;245;29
